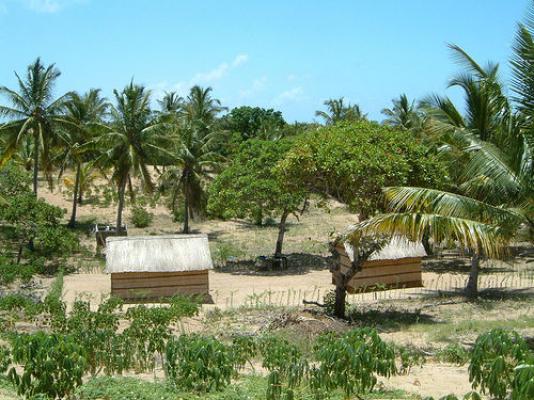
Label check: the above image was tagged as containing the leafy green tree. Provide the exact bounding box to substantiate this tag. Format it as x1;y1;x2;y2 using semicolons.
0;58;72;194
208;139;308;256
222;106;286;140
60;89;108;227
280;121;448;219
315;97;366;125
381;93;423;131
99;82;163;231
0;163;78;263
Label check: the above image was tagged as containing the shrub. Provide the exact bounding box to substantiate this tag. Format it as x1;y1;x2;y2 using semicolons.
513;360;534;400
310;328;396;399
469;329;531;399
165;334;235;392
396;344;426;374
7;332;86;399
436;343;470;365
130;206;153;228
259;335;308;400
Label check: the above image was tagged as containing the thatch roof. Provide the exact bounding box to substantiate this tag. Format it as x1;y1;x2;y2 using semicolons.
105;234;213;273
343;235;426;262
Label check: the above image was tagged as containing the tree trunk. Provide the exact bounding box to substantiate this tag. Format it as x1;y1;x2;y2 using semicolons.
183;185;190;234
68;162;82;228
422;228;433;256
274;210;289;257
32;132;39;195
465;254;480;299
127;175;135;203
116;176;127;233
334;273;347;319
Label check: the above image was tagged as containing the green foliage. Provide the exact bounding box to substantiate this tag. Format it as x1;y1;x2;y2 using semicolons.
513;360;534;400
64;297;127;376
436;344;470;366
212;242;244;268
7;332;86;399
0;346;10;374
130;206;153;228
0;164;78;262
221;106;286;147
124;295;200;372
230;335;257;372
0;257;36;285
469;329;531;399
310;328;396;399
395;344;426;374
280;121;449;218
208;139;307;225
165;334;235;392
259;335;307;400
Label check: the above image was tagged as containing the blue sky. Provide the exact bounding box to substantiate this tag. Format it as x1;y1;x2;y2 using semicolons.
0;0;529;122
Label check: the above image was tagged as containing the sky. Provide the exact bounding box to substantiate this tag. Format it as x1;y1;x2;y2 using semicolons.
0;0;530;122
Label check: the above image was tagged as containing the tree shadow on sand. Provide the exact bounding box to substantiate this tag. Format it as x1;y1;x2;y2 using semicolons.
214;253;333;276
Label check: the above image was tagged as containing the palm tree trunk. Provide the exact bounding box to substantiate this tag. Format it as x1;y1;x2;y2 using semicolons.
32;132;39;195
183;189;190;234
128;175;135;203
274;210;289;257
68;162;82;228
116;175;127;233
465;254;480;299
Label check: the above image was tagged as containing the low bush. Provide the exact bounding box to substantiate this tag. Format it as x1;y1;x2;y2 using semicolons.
7;332;86;399
130;206;153;228
436;343;470;366
469;329;531;399
310;328;396;400
166;334;235;392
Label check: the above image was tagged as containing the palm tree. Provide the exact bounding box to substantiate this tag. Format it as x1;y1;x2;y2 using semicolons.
0;58;72;194
100;82;164;231
157;91;184;113
60;89;108;227
315;97;366;125
171;86;224;233
354;45;534;299
382;94;422;131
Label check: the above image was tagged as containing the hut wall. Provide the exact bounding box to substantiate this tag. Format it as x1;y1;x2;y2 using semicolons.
110;270;209;302
334;245;423;293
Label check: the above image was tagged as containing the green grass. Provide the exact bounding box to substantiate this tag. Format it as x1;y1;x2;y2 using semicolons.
407;314;534;343
75;375;419;400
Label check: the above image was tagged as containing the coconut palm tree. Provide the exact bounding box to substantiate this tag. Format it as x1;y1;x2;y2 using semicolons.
382;94;422;131
168;86;224;233
100;82;165;231
60;89;108;227
315;97;366;125
157;91;184;113
0;58;72;194
354;44;534;299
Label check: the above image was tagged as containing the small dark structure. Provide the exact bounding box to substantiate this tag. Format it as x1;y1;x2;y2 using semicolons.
105;234;213;302
93;224;127;255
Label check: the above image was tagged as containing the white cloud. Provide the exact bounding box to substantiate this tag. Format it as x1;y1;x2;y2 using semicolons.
190;53;249;85
272;87;305;105
239;76;267;99
3;0;87;13
232;54;249;67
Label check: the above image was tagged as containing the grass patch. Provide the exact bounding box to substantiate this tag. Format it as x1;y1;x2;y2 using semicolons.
75;375;419;400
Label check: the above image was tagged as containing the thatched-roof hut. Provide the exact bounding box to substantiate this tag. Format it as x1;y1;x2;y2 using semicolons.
333;235;426;294
105;234;213;302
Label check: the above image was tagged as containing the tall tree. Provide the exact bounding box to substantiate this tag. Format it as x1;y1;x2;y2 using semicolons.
100;82;163;231
381;94;422;131
208;140;308;256
0;58;72;195
61;89;108;227
315;97;366;125
170;86;224;233
157;91;184;113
